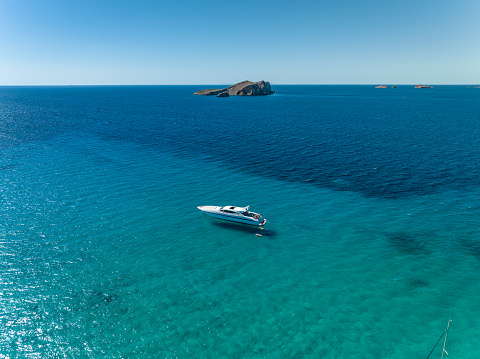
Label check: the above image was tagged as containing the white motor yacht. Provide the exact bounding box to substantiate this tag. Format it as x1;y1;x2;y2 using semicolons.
197;205;267;227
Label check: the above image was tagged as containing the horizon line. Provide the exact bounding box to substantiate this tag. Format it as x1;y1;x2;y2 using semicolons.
1;83;479;87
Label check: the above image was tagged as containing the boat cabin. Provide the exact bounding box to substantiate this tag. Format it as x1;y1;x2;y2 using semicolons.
220;206;248;214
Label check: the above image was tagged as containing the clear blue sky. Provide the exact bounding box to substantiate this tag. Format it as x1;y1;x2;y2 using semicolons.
1;0;479;85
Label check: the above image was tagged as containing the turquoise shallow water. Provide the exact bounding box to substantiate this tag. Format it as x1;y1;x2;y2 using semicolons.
1;86;480;357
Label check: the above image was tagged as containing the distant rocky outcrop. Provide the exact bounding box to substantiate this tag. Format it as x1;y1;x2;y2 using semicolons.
194;80;274;96
415;84;434;89
375;85;388;88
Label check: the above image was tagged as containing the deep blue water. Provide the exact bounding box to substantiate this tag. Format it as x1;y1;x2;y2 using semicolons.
1;85;480;357
4;85;480;198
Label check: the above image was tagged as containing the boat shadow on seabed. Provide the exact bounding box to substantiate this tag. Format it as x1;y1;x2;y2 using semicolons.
211;221;277;238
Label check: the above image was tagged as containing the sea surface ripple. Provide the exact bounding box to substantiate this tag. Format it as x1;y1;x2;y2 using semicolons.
0;85;479;357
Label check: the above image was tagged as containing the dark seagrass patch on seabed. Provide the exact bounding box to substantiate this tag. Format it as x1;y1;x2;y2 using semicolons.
409;277;429;288
385;232;429;255
459;238;480;261
0;164;16;170
86;289;119;307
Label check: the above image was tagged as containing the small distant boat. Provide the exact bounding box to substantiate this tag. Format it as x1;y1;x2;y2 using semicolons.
197;205;267;226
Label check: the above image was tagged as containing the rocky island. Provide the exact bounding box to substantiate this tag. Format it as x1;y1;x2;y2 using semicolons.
194;80;274;96
415;84;434;89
